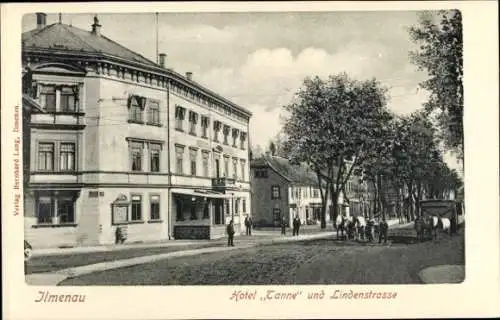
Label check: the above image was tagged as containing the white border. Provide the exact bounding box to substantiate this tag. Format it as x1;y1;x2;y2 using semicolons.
2;2;499;319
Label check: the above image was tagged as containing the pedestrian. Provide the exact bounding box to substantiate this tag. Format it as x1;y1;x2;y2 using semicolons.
294;215;301;236
244;215;250;236
280;217;287;235
378;217;389;244
226;219;235;246
248;216;253;236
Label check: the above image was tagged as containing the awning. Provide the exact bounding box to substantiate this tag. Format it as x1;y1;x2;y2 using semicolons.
171;188;231;199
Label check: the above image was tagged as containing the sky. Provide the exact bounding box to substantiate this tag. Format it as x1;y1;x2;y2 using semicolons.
21;11;462;172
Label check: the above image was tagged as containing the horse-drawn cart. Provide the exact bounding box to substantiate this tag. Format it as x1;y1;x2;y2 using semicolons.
415;200;465;241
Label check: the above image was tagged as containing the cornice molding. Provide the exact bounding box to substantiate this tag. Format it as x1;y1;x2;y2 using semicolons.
23;48;253;120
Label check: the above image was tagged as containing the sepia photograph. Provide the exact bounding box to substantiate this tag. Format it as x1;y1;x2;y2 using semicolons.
21;9;466;286
2;1;499;319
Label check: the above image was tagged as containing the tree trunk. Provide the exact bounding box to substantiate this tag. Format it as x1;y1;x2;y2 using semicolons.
320;181;330;229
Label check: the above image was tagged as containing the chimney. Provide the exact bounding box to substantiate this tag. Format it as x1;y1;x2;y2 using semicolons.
186;72;193;81
158;53;166;68
91;15;102;36
36;13;47;29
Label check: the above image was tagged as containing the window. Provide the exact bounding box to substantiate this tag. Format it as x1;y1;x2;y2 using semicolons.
232;158;238;180
58;197;75;223
38;143;54;171
232;129;239;147
223;125;230;145
147;100;160;125
40;85;56;112
37;196;53;224
190;148;197;176
225;200;230;216
201;116;209;138
150;144;161;172
223;156;229;177
176;198;184;221
175;106;186;130
313;188;319;198
188;111;198;135
202;152;209;177
290;187;295;200
131;195;142;221
130;141;143;171
60;143;75;171
240;160;246;181
242;199;247;213
36;194;76;225
190;201;197;220
273;207;281;221
272;185;281;199
175;145;184;174
203;201;209;219
254;169;268;178
213;121;221;142
60;86;78;112
234;198;239;214
128;96;144;123
150;195;160;220
240;132;247;150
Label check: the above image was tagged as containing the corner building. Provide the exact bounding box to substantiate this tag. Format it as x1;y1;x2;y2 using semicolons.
22;14;252;248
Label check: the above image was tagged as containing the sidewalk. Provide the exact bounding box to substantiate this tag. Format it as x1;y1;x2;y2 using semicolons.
31;218;410;257
418;265;465;283
26;231;335;286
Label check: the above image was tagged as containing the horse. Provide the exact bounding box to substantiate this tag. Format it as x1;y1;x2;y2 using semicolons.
414;216;436;241
365;218;376;242
354;216;367;241
335;215;347;240
437;216;452;237
345;216;357;240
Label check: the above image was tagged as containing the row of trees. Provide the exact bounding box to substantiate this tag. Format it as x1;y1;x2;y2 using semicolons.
261;11;464;228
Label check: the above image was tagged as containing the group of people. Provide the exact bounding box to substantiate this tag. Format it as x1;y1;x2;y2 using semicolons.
280;216;302;236
226;215;254;247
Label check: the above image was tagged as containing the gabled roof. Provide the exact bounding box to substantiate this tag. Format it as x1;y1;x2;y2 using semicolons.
22;23;157;67
251;154;319;186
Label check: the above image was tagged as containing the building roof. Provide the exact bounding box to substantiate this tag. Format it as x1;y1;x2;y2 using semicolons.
22;23;157;67
251;154;319;186
22;20;252;117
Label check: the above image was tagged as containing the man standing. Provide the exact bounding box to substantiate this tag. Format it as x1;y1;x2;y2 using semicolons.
293;215;301;236
280;216;287;235
227;219;235;246
248;216;253;236
244;215;250;236
378;217;389;244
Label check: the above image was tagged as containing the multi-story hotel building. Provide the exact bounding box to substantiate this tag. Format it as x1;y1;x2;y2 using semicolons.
22;14;252;248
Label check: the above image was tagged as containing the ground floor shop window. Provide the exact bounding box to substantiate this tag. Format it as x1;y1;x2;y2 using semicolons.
150;195;160;220
36;192;77;225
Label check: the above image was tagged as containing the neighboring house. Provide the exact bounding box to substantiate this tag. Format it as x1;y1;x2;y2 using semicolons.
22;13;252;248
250;153;342;227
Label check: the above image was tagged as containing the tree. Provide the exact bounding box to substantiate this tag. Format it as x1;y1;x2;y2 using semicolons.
408;10;463;161
392;111;442;218
268;141;277;156
282;73;393;228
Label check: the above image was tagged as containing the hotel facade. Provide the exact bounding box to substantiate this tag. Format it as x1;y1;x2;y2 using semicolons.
22;14;252;248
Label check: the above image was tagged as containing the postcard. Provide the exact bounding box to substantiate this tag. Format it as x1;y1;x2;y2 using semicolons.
2;1;499;319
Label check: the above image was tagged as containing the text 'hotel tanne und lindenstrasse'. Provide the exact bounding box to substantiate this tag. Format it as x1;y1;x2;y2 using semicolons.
13;105;22;216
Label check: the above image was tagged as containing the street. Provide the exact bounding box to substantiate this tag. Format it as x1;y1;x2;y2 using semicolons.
58;226;464;285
